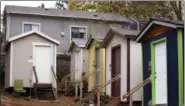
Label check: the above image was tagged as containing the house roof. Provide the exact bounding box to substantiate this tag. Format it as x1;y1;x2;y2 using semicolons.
135;18;184;42
8;30;60;45
68;39;87;52
100;28;140;48
85;35;105;49
4;5;130;22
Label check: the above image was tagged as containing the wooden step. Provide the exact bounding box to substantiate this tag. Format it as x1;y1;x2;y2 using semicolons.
33;83;55;100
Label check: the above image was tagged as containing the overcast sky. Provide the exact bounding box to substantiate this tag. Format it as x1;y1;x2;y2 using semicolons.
1;1;59;14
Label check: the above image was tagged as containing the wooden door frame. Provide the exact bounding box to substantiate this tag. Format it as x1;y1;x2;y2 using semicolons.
150;37;168;105
111;44;121;97
32;42;53;84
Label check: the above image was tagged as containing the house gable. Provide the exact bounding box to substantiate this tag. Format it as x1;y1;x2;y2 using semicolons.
141;24;172;42
136;19;184;42
8;30;60;45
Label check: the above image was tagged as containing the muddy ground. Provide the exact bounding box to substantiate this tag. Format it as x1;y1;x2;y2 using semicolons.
1;95;76;106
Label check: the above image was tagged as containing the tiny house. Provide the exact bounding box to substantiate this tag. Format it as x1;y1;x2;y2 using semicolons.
100;28;142;104
85;35;106;93
136;18;184;106
68;39;88;82
4;31;59;99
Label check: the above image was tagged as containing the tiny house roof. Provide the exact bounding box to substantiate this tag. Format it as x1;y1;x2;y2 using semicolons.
68;39;87;52
136;18;184;42
100;28;139;48
85;35;104;49
4;30;60;51
8;30;60;44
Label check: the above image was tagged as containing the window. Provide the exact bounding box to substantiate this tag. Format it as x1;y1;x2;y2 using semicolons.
71;27;86;40
23;23;40;33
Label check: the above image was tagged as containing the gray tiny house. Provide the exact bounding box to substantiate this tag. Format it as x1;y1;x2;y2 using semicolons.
4;31;59;99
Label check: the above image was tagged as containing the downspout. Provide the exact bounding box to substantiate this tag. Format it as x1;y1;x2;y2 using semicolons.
129;17;140;31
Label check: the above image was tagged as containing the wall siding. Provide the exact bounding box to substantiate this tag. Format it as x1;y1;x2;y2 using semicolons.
12;34;56;87
130;40;142;101
105;35;127;101
8;14;126;54
5;49;10;88
88;40;105;92
142;29;179;106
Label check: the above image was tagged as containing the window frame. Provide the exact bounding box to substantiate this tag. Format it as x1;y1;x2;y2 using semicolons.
22;21;41;33
70;25;87;43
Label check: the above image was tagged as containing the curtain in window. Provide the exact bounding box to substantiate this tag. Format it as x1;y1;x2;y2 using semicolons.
24;24;39;33
79;28;86;33
71;27;86;39
32;25;39;31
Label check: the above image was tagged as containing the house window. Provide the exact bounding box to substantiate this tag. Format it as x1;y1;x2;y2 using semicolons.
71;27;86;40
23;23;40;33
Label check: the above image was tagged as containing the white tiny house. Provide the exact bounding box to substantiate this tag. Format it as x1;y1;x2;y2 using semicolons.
68;39;88;82
100;28;142;104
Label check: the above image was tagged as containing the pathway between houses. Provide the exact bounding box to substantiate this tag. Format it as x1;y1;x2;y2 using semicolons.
1;95;76;106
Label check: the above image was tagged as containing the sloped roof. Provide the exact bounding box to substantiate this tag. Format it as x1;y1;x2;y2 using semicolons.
100;28;140;48
85;35;105;49
136;18;184;42
68;39;87;52
111;28;140;37
4;5;130;22
8;30;60;44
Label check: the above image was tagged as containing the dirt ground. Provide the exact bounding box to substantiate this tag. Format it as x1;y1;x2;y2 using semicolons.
1;95;76;106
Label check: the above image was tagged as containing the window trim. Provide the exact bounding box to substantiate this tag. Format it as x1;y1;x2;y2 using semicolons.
70;25;87;43
22;21;41;33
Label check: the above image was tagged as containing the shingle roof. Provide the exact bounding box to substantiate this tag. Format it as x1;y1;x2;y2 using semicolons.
9;30;60;44
135;18;184;42
72;39;87;47
68;39;87;52
85;35;105;49
111;28;140;37
4;5;130;22
100;28;140;48
151;18;184;26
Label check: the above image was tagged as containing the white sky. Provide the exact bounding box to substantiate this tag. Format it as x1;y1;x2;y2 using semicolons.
1;1;58;14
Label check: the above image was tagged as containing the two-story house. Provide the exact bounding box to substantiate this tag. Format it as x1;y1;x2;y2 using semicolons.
2;5;134;99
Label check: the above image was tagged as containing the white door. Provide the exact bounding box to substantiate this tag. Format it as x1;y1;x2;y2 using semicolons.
75;53;78;81
154;41;167;104
34;46;52;83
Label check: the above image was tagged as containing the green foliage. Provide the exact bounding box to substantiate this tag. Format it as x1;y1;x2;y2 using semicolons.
55;1;68;10
68;1;183;21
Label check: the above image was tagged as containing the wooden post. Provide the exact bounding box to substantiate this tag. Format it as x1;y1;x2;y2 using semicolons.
65;78;67;92
129;95;133;106
80;81;83;105
97;92;100;106
75;84;78;98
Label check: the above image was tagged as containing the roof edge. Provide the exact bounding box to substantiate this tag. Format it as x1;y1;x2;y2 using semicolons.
8;30;60;45
135;19;184;42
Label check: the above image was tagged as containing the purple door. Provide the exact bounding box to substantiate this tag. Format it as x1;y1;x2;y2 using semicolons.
111;45;121;97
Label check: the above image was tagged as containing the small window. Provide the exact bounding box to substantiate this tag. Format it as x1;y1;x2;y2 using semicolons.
23;23;40;33
71;27;86;40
